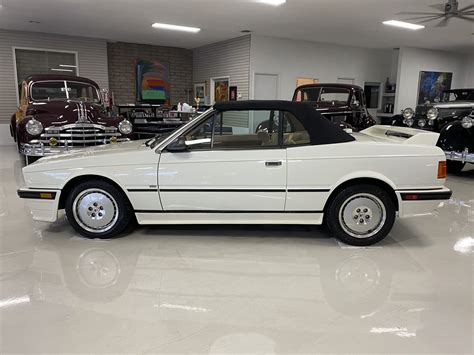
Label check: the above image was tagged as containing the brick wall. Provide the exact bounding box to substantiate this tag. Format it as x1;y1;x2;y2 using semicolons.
107;42;193;105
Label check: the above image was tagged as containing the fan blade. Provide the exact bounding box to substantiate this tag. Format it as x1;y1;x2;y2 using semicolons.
430;4;446;12
396;11;441;16
459;4;474;12
461;11;474;14
457;15;474;22
436;17;451;27
403;15;446;21
415;15;445;24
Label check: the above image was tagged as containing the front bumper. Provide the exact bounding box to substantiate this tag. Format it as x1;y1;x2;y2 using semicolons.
17;188;61;222
19;139;130;157
444;149;474;164
396;187;452;218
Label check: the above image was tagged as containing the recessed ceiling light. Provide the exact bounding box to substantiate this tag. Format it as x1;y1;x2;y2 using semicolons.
51;68;73;72
257;0;287;6
383;20;425;30
152;23;200;33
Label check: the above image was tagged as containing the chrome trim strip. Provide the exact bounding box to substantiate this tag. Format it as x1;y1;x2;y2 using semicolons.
444;149;474;164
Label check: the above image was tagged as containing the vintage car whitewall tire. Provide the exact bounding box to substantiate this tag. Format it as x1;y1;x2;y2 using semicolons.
65;180;133;239
326;184;396;246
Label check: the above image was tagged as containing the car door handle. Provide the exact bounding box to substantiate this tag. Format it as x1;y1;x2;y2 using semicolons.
265;161;282;167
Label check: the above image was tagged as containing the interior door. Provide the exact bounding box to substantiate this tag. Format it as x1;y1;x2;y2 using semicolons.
158;110;287;212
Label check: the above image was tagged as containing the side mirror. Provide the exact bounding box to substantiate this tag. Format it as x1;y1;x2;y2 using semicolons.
166;137;188;152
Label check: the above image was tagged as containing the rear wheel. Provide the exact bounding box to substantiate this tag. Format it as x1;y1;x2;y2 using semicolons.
446;160;465;174
65;180;133;239
326;184;396;246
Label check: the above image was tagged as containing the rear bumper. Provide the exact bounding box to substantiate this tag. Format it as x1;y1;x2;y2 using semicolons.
444;149;474;164
17;188;61;222
396;187;452;218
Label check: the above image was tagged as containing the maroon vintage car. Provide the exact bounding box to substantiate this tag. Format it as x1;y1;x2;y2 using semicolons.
293;83;376;130
10;74;133;163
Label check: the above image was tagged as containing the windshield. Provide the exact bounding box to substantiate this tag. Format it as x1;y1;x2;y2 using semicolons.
31;81;100;102
294;87;350;106
443;90;474;102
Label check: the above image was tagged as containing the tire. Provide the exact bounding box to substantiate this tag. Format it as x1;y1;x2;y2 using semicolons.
326;184;396;246
446;160;465;174
65;180;134;239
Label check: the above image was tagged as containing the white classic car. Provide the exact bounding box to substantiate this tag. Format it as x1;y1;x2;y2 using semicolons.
18;101;452;246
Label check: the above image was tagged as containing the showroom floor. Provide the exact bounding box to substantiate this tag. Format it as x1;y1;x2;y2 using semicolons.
1;145;473;354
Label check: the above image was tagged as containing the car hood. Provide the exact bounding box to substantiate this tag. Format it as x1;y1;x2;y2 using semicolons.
26;100;122;126
24;140;152;173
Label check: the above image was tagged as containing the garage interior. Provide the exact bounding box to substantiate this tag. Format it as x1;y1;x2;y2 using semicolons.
0;0;473;353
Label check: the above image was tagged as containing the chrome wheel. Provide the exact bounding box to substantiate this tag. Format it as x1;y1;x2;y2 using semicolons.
338;193;386;239
72;188;119;234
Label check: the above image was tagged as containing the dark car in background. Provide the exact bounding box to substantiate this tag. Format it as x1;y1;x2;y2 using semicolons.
10;74;133;164
392;88;474;131
292;83;376;131
438;110;474;173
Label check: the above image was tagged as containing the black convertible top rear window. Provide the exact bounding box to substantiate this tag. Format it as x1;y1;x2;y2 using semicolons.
214;100;355;145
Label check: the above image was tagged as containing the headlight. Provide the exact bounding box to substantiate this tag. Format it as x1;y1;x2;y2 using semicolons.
427;107;439;120
25;119;43;136
402;108;414;120
418;119;426;128
118;120;132;134
461;116;473;129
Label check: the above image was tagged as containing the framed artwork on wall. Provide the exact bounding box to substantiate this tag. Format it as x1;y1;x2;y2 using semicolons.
229;86;238;101
194;82;206;104
417;71;453;104
296;78;319;87
136;59;170;104
210;77;230;104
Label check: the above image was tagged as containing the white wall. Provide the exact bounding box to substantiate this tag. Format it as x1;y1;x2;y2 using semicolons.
0;29;109;145
249;35;393;101
395;47;472;112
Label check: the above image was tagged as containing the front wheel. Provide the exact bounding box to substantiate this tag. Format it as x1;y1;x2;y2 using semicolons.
65;180;134;239
326;185;396;246
446;160;465;174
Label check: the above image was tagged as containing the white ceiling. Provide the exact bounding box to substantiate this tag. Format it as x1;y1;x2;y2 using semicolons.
0;0;473;52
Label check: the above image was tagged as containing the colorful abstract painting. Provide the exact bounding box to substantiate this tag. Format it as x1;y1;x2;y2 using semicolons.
417;71;453;105
136;59;170;104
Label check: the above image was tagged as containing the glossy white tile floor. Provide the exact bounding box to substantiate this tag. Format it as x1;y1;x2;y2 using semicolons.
1;145;473;354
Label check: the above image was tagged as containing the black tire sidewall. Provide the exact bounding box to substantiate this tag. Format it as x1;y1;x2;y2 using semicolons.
327;184;396;246
65;180;133;239
446;160;465;174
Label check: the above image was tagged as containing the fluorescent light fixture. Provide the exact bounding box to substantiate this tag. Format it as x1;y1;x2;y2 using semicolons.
152;23;200;33
383;20;425;30
51;68;73;72
257;0;286;5
59;64;77;68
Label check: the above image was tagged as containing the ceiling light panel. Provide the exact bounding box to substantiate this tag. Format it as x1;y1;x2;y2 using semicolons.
383;20;425;30
152;23;200;33
257;0;287;6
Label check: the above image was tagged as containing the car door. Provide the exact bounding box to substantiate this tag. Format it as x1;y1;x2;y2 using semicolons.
158;109;287;212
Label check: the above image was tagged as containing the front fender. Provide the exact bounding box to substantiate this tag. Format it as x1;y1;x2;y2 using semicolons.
437;120;474;152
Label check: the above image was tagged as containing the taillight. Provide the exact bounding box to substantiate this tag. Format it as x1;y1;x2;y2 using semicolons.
438;161;447;179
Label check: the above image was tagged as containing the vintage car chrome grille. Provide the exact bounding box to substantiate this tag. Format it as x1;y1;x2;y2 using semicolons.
36;123;122;147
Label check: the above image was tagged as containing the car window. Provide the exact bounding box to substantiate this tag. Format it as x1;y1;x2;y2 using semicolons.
283;112;310;146
31;81;67;101
319;88;350;105
184;110;282;150
66;82;100;102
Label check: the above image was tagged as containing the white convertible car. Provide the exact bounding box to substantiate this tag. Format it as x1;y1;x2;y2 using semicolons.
18;101;452;246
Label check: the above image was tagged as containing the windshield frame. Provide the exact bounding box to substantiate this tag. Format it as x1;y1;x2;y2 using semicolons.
29;80;101;103
149;108;215;151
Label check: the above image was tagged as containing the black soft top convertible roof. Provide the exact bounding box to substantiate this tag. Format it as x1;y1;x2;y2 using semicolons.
213;100;355;145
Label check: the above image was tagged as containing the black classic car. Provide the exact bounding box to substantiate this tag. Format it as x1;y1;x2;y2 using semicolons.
10;74;133;164
256;83;375;133
438;110;474;173
292;83;376;131
392;88;474;131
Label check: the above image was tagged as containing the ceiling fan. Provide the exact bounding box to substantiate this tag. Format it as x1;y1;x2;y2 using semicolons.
397;0;474;27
